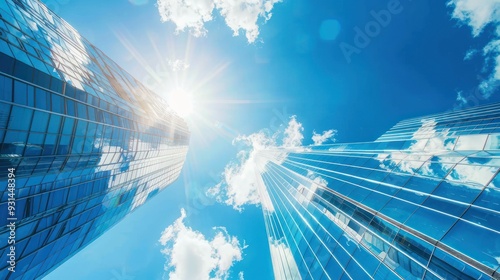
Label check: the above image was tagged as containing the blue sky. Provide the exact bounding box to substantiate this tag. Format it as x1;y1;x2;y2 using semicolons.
42;0;500;279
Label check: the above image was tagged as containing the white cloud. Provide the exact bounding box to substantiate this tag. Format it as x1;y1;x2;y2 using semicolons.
156;0;282;43
215;0;281;43
207;117;303;211
282;116;304;148
464;49;477;60
208;116;338;211
168;59;190;71
312;129;337;145
455;91;467;108
159;209;244;280
448;0;500;37
157;0;215;37
448;0;500;98
206;130;278;212
215;153;262;211
480;39;500;98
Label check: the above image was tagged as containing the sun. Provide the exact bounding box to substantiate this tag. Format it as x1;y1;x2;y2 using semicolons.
168;90;194;118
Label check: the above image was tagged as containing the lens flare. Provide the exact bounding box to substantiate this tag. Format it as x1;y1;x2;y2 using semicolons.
168;90;194;118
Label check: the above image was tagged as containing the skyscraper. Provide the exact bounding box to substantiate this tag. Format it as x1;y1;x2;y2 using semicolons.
257;103;500;279
0;0;189;279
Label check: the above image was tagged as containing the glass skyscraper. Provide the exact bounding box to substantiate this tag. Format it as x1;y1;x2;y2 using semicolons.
257;103;500;279
0;0;189;279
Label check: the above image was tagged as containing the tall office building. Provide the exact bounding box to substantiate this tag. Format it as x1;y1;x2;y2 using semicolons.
256;103;500;279
0;0;189;279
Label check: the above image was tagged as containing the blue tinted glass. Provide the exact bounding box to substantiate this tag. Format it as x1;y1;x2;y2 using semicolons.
8;106;32;130
72;137;84;154
386;246;424;279
0;74;12;101
383;173;411;187
25;132;45;156
404;176;441;193
431;180;481;204
51;93;63;114
103;111;111;124
75;120;87;137
32;110;49;132
112;114;120;126
42;135;56;155
405;207;457;240
62;118;74;135
66;99;75;116
352;246;380;275
27;132;45;145
86;122;96;138
47;114;61;133
0;103;11;129
82;138;93;153
35;88;49;110
57;135;70;155
4;131;27;147
65;85;76;98
76;102;87;119
380;197;417;222
0;38;12;58
473;186;500;212
462;206;500;232
393;229;432;266
346;258;370;279
422;196;467;217
361;192;391;211
87;106;95;121
13;80;27;105
26;84;34;107
373;263;394;279
429;248;489;280
75;89;86;102
442;220;500;270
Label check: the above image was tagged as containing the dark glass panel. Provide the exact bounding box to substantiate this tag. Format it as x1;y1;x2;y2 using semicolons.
0;74;13;102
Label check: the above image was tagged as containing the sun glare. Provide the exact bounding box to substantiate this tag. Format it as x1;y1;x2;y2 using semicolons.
168;90;194;118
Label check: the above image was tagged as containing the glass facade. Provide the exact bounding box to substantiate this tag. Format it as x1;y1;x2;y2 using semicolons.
0;0;189;279
257;103;500;279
